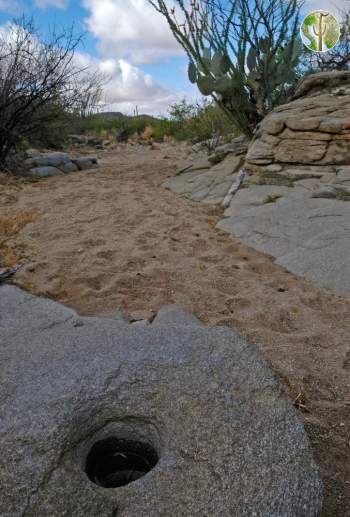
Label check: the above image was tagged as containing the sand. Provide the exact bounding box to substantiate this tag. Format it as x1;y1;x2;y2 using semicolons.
0;145;349;516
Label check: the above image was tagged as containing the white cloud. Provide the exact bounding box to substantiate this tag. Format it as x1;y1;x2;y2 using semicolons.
79;1;194;115
34;0;69;9
305;0;350;18
82;0;184;64
75;52;192;116
0;0;22;14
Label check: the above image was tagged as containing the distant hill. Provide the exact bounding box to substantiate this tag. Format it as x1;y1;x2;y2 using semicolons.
92;111;124;119
93;112;160;122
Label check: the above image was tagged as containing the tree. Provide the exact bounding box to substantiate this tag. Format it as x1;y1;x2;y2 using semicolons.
148;0;302;137
0;17;103;167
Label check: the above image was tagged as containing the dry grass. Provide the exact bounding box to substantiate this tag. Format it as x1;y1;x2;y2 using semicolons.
0;209;38;267
263;193;283;204
141;125;154;141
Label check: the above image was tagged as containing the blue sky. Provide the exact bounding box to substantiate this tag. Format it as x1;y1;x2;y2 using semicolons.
0;0;348;115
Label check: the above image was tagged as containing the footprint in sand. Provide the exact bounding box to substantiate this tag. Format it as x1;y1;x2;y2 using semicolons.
226;297;252;312
96;249;115;261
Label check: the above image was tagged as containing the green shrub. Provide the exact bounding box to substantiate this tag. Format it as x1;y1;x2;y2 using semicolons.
167;98;236;143
70;98;236;145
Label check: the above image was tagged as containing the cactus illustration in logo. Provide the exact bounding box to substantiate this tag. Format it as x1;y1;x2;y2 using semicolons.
301;10;340;52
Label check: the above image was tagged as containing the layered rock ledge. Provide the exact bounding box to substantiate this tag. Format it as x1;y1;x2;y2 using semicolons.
0;285;322;516
245;71;350;180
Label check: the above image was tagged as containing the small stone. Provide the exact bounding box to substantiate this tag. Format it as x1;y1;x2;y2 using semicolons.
25;148;41;158
28;166;64;177
131;319;151;327
129;309;152;322
34;152;71;168
73;156;98;170
59;162;79;173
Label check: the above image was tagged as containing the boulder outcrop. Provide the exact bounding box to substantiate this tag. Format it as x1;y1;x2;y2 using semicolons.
245;71;350;180
21;150;98;177
0;285;322;516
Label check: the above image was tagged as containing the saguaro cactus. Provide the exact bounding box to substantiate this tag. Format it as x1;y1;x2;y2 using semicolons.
314;12;329;51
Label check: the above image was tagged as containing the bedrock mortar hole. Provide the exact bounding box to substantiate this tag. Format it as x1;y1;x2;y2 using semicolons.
85;437;158;488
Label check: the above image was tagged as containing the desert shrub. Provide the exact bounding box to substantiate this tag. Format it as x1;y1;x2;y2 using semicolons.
27;105;76;149
73;98;235;144
0;17;102;168
151;119;177;141
168;98;236;142
74;113;178;143
0;209;37;266
141;126;154;141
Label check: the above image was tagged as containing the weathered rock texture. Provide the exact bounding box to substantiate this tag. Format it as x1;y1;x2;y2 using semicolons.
245;71;350;180
217;180;350;295
0;285;322;516
163;153;244;205
22;151;98;177
168;135;249;203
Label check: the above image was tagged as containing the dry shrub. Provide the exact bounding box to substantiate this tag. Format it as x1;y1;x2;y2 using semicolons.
141;125;153;141
0;210;38;267
99;128;108;142
128;131;139;144
163;134;175;144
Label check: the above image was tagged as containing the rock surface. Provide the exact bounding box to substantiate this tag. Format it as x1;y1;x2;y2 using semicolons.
217;181;350;295
245;71;350;180
34;151;71;167
0;285;322;516
22;151;99;177
163;153;243;205
28;166;65;177
164;73;350;295
208;135;249;164
73;155;98;170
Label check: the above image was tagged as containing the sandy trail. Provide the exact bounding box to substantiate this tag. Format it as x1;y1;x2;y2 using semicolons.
1;145;349;516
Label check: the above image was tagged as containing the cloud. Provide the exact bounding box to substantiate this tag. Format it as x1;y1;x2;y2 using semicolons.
82;0;184;64
75;52;192;116
305;0;350;17
79;1;194;114
0;0;22;14
34;0;69;9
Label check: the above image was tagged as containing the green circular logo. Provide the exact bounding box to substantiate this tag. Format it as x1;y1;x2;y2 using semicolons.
300;10;340;52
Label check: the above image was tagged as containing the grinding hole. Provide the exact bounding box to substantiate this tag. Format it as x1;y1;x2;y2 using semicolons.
85;437;158;488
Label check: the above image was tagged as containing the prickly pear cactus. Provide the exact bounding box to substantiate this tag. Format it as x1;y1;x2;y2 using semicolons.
187;39;301;136
188;41;300;109
187;48;233;96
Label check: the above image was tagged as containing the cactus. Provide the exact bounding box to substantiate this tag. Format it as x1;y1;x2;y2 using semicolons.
247;47;257;72
149;0;302;137
188;40;301;109
187;49;235;96
197;75;216;95
187;38;301;135
313;12;328;51
188;61;197;84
